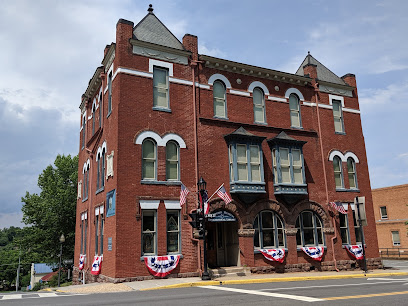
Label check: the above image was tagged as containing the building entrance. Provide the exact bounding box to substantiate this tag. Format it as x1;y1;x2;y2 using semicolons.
206;211;239;268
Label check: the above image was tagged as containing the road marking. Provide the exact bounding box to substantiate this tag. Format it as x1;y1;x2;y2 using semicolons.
367;277;408;281
38;292;58;297
323;290;408;300
199;285;323;302
261;279;408;292
1;294;22;300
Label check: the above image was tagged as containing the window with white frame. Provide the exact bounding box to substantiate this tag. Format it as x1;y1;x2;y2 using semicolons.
82;115;86;149
289;94;301;128
232;144;262;182
94;206;104;256
142;139;157;180
97;148;105;191
108;72;112;115
83;162;90;201
333;156;344;189
347;157;357;189
296;211;324;247
392;231;401;246
352;210;363;243
213;80;227;118
253;210;285;249
167;210;180;253
80;212;88;255
92;103;96;135
272;147;305;185
380;206;388;219
332;99;344;133
153;67;169;109
166;141;179;181
142;210;156;255
253;87;265;123
99;92;102;128
339;212;350;244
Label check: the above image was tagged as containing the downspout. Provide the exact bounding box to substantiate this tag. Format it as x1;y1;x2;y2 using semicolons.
314;83;339;272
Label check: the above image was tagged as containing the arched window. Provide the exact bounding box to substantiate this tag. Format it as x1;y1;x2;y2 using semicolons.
92;104;96;135
289;94;301;128
347;157;357;189
296;211;324;247
333;156;344;189
99;92;102;128
253;211;285;249
213;80;227;118
82;115;86;149
142;139;157;180
166;141;179;181
253;87;265;123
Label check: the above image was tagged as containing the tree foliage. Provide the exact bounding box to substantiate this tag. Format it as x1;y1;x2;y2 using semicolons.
21;154;78;262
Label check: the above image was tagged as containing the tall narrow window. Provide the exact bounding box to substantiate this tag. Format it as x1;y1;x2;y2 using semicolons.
332;100;344;133
100;212;104;255
166;141;179;180
333;156;344;189
95;214;99;255
352;211;363;243
99;93;102;128
296;211;324;247
292;149;303;184
250;145;261;182
92;104;96;135
213;80;226;118
280;148;291;183
289;94;301;128
80;219;84;254
82;115;86;149
142;139;156;180
167;210;180;253
84;218;87;256
272;149;278;184
347;157;357;189
101;150;105;188
96;156;100;191
236;144;248;181
339;213;349;244
253;211;285;249
108;72;112;115
253;87;265;123
229;145;234;182
153;67;169;109
142;210;156;255
392;231;401;246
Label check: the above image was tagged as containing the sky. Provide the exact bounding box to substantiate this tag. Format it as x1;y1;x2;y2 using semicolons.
0;0;407;229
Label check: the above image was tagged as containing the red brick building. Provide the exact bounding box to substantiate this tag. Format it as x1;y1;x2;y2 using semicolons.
74;6;381;283
372;184;408;253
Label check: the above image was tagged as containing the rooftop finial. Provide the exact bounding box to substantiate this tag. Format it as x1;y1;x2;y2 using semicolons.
307;51;311;64
148;4;154;13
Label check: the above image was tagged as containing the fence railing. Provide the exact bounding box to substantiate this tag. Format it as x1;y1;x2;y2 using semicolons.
379;248;408;258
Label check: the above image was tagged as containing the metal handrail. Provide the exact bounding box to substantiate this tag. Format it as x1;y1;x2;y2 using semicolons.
379;248;408;257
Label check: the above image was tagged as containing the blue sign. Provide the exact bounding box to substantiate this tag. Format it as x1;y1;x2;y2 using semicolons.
207;211;236;222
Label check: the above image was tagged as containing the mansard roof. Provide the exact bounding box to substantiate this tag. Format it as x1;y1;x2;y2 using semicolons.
133;6;185;50
296;53;347;86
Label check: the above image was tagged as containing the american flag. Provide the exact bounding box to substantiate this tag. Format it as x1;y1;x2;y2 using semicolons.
329;201;347;214
217;186;232;204
179;183;189;207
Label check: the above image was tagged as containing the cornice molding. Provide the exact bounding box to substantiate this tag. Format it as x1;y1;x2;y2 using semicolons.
130;39;191;58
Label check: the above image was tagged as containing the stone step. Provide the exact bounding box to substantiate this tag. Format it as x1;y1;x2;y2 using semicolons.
209;266;250;278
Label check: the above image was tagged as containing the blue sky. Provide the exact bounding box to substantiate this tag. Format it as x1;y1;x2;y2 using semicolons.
0;0;407;229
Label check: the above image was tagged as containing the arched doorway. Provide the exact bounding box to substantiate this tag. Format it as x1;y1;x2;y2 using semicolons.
206;211;240;268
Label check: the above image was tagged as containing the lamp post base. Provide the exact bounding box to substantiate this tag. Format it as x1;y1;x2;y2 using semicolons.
201;271;211;280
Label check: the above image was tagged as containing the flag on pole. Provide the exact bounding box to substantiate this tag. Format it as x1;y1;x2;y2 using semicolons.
179;183;189;207
329;201;347;214
200;189;209;213
216;186;232;204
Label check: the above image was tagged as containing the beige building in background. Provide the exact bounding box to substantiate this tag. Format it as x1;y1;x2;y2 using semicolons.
372;184;408;253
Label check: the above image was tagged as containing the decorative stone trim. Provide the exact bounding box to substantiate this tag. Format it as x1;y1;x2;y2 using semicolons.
284;228;298;236
238;229;255;237
322;227;335;234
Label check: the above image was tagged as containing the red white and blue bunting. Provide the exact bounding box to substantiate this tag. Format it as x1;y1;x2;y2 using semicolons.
345;244;364;260
91;256;102;275
78;254;85;270
301;247;324;261
144;255;180;278
259;249;285;263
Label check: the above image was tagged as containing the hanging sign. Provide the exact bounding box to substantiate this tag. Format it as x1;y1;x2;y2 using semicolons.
91;256;102;275
207;211;236;222
259;249;285;263
345;244;364;260
78;254;85;270
301;247;324;261
144;255;180;278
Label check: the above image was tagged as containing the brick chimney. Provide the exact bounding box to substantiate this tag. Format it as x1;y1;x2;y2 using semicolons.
183;34;198;61
342;73;358;97
115;18;134;65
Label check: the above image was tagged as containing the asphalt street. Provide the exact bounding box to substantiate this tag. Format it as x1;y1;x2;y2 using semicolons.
2;275;408;305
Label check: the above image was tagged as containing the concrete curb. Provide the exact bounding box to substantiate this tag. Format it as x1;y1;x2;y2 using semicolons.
139;271;408;291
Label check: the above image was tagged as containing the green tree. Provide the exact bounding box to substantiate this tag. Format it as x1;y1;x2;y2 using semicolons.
21;154;78;262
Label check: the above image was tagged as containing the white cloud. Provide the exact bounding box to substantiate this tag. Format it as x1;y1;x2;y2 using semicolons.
0;212;24;230
198;42;226;58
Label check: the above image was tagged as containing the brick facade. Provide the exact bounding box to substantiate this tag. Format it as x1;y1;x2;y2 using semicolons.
372;184;408;251
74;6;380;284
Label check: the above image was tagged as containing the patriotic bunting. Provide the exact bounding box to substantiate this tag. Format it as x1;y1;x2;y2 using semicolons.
91;256;102;275
144;255;180;278
345;244;364;260
78;254;85;270
179;183;189;207
329;201;347;214
259;249;286;263
301;247;324;261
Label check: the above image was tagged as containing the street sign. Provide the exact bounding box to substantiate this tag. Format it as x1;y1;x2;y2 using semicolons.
63;259;73;264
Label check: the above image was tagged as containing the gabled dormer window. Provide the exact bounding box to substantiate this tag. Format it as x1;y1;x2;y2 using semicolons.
224;127;266;195
268;131;307;195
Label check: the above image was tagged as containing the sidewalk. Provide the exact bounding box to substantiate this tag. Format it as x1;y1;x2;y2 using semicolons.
50;266;408;294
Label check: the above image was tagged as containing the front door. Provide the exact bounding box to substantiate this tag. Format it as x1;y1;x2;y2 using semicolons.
215;221;240;267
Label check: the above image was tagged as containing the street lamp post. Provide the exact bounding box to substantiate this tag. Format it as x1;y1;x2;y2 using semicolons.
197;177;211;281
355;197;367;275
58;234;65;287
